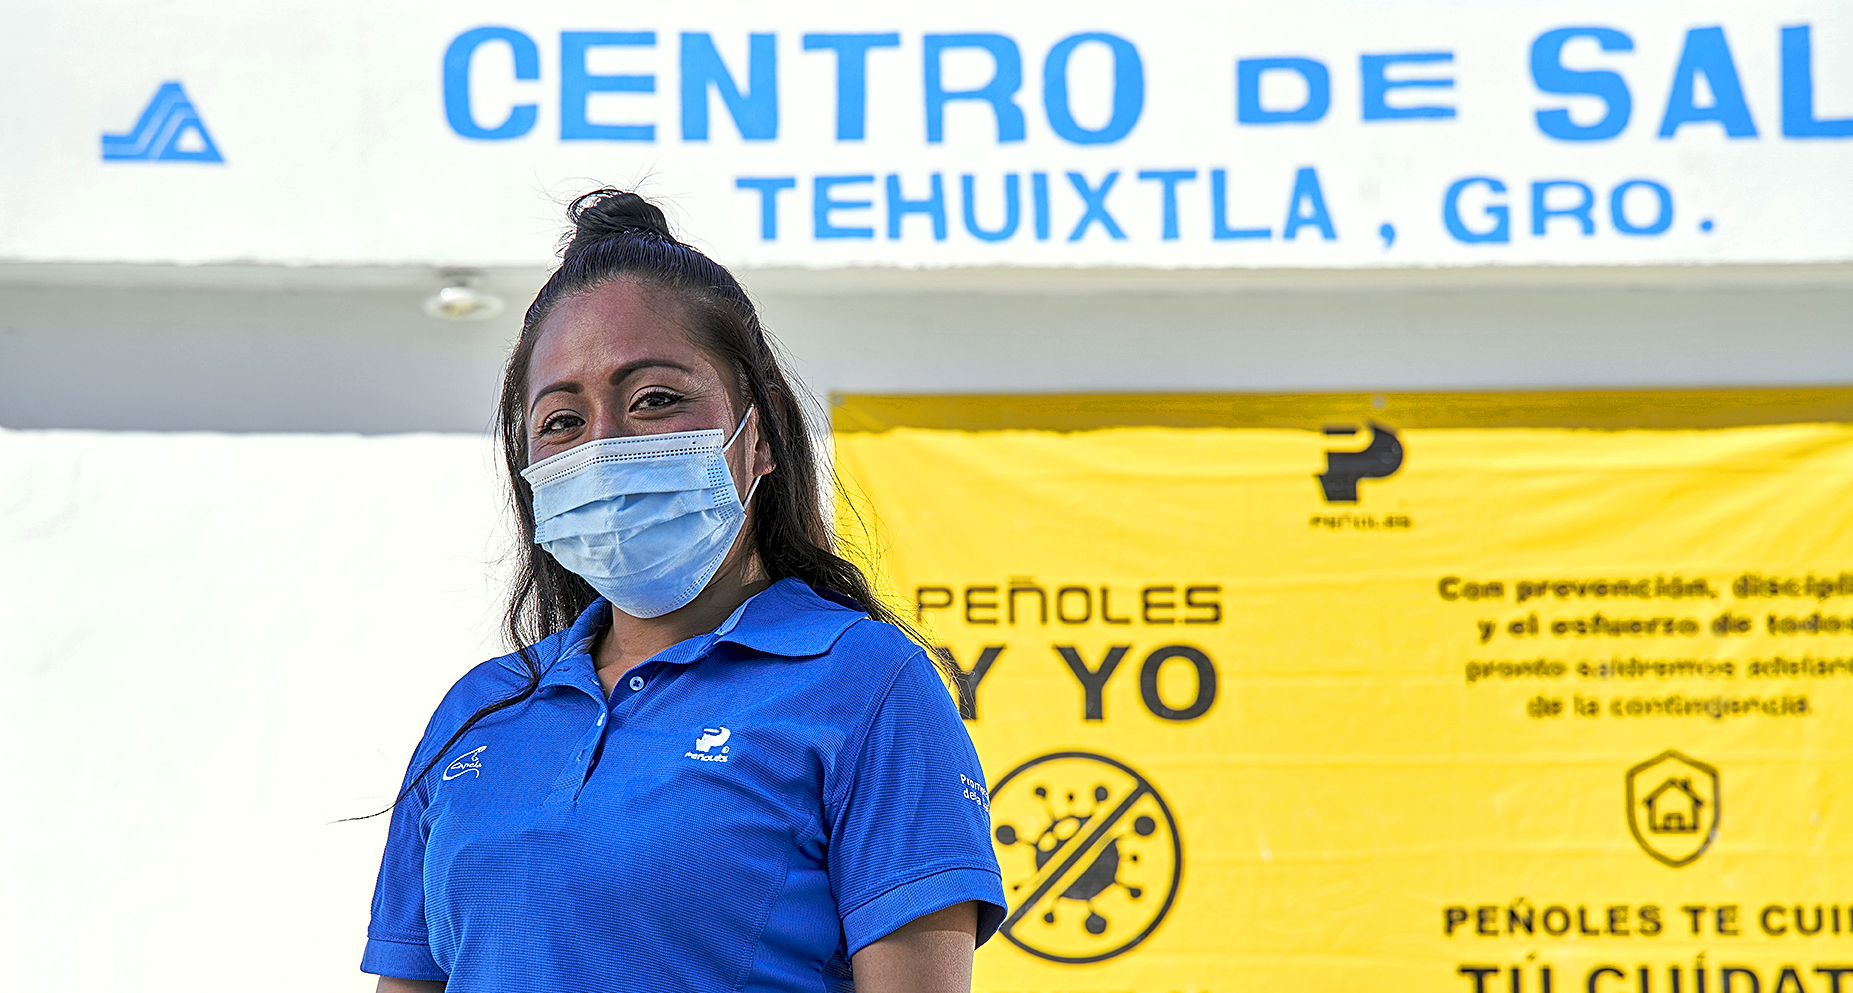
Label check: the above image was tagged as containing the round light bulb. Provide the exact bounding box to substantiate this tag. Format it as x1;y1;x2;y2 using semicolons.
423;275;505;321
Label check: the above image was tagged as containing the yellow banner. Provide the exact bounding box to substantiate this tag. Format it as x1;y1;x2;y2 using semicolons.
834;391;1853;993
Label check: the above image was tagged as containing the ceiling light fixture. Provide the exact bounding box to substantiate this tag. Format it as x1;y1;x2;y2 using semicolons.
423;270;506;321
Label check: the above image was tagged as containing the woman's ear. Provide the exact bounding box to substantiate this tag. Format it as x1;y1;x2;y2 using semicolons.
751;408;777;479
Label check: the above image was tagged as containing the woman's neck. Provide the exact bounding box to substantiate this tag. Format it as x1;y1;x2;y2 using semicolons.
591;545;772;697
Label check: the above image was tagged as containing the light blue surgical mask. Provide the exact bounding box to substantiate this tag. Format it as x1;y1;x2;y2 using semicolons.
520;408;759;619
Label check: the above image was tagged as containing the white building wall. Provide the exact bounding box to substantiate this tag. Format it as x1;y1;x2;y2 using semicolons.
0;429;507;991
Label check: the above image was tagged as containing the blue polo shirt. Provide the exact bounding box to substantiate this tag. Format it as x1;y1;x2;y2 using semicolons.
363;578;1005;991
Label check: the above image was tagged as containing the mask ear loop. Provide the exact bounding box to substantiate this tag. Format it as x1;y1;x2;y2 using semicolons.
724;405;763;508
722;405;756;451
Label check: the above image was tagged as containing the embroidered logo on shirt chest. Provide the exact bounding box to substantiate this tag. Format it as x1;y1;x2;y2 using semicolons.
442;745;487;780
684;726;731;763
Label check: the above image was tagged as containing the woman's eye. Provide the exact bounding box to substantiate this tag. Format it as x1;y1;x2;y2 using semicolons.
537;412;583;435
631;390;683;412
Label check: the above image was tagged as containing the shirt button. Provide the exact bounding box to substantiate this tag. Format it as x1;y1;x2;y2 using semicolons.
628;675;645;692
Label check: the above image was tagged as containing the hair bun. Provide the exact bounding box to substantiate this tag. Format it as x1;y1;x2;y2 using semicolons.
565;189;679;254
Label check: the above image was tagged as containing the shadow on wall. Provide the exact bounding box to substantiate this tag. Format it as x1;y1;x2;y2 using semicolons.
3;267;1853;433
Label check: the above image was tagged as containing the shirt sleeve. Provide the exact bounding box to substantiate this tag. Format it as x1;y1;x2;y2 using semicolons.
825;649;1007;958
360;719;449;982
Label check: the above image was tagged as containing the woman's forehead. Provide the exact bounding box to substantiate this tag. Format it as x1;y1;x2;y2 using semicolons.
530;282;712;380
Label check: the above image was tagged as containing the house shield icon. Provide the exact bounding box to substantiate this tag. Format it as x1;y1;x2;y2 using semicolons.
1626;750;1720;867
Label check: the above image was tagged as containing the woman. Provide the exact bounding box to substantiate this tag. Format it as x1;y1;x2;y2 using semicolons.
363;191;1005;992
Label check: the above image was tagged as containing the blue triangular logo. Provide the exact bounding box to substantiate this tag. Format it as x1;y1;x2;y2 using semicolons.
102;82;223;163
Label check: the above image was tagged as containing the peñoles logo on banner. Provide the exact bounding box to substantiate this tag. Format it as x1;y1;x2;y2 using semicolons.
1318;421;1404;502
988;752;1182;963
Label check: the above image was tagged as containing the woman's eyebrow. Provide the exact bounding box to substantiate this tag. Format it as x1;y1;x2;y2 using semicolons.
529;381;581;415
609;358;695;385
529;360;695;416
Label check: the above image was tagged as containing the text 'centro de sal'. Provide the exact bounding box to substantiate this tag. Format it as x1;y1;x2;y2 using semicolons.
441;24;1850;246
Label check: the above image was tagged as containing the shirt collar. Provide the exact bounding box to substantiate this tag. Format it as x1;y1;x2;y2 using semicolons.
688;577;868;661
504;578;869;688
503;599;610;695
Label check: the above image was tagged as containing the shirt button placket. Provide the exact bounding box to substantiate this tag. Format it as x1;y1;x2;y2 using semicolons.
577;666;650;800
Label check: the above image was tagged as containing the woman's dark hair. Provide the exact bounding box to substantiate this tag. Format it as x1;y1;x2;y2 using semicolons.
366;189;928;814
